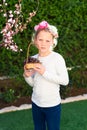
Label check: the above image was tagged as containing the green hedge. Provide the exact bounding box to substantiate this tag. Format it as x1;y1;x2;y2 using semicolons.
0;0;87;87
68;67;87;88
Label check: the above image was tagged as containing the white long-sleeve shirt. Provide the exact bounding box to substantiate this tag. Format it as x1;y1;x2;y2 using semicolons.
24;51;69;107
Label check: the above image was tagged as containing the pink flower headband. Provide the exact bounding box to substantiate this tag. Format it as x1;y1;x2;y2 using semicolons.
34;21;59;38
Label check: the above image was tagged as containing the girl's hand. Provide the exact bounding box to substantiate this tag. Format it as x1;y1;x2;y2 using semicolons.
23;66;35;77
34;63;45;75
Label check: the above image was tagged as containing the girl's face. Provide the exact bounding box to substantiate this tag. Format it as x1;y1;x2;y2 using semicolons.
35;30;53;56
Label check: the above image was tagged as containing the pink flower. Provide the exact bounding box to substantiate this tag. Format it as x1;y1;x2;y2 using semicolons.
34;21;48;31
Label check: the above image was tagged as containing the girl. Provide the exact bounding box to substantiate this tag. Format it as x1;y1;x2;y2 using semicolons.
23;21;69;130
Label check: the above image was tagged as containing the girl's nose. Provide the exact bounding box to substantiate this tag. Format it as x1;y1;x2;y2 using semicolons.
41;41;46;45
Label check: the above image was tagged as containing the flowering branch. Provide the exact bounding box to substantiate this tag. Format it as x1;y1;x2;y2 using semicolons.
0;0;39;52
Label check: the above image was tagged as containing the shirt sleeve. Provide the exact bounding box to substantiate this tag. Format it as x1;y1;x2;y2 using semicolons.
23;76;34;87
42;56;69;86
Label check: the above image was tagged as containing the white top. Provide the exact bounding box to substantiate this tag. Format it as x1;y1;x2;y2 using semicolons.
24;51;69;107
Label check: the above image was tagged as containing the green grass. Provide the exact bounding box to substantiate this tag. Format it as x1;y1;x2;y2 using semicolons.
61;100;87;130
0;100;87;130
0;109;34;130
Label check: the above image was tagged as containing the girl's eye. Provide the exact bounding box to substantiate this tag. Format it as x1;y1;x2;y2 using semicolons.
46;40;50;42
38;39;42;41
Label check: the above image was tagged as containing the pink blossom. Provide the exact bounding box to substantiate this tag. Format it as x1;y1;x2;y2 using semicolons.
10;45;18;52
14;10;20;15
9;10;12;14
9;14;14;18
1;28;7;33
1;0;38;52
4;39;10;43
6;32;11;37
8;18;13;23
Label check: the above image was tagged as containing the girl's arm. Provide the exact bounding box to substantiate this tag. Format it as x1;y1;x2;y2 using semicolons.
23;75;34;87
42;57;69;86
23;67;35;87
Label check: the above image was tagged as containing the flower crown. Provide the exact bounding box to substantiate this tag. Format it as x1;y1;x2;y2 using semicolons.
34;21;59;38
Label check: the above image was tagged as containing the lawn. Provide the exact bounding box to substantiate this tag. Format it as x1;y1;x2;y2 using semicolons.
0;100;87;130
61;100;87;130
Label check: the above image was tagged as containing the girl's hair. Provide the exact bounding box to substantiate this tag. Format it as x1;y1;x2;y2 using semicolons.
31;21;59;49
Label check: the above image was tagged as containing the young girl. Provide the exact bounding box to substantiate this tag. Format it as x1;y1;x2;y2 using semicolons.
23;21;69;130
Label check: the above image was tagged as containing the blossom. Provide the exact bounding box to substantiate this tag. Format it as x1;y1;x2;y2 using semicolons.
9;10;12;14
3;13;7;17
0;0;39;52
